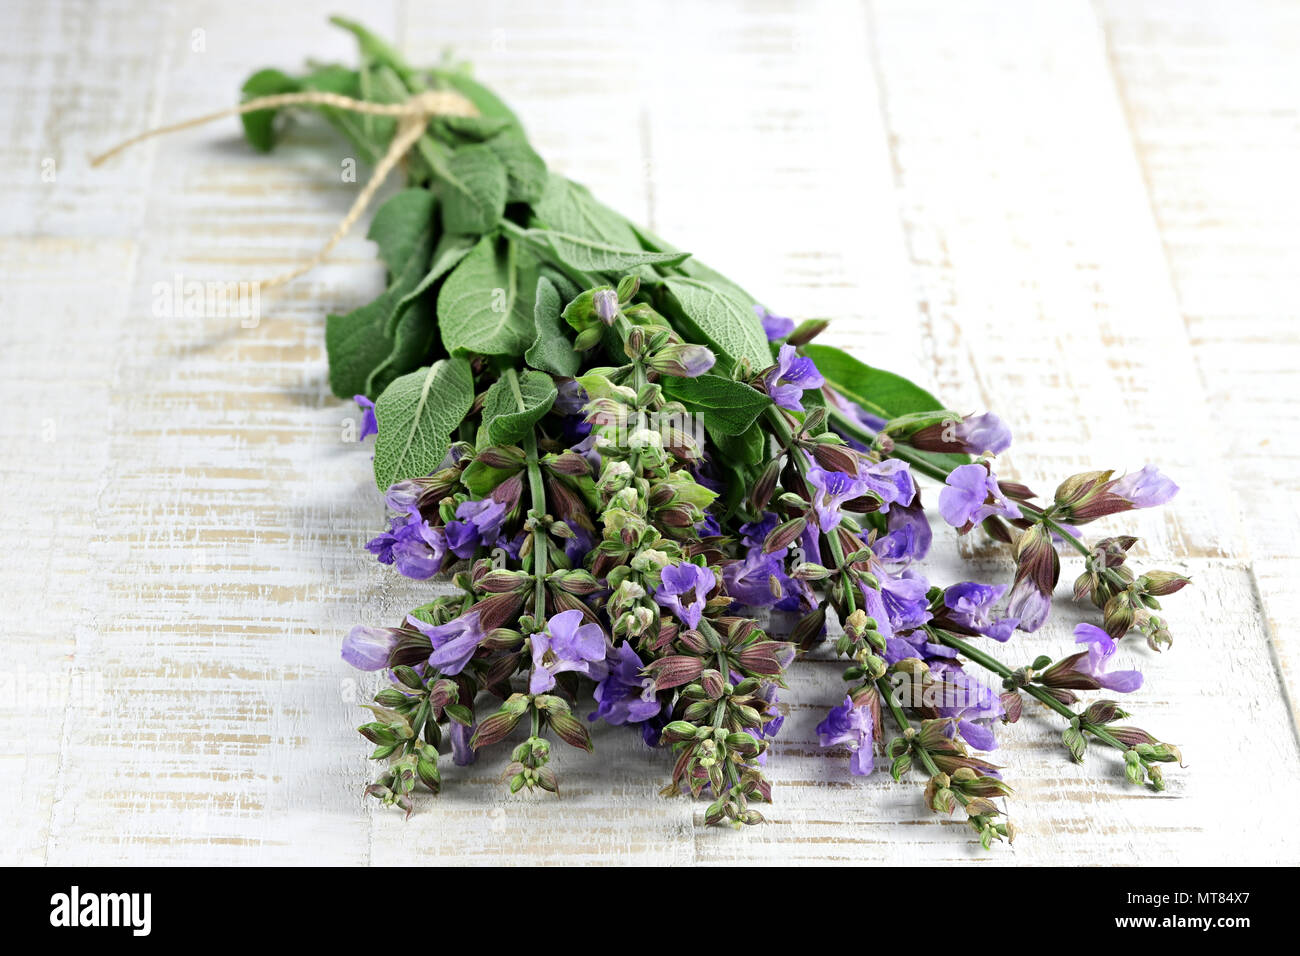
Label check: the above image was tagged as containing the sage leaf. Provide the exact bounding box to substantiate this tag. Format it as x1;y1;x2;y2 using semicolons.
486;131;548;204
385;232;475;336
369;189;436;273
533;175;644;249
801;344;947;421
436;143;507;234
326;194;437;399
525;277;581;377
373;358;475;491
528;228;690;274
239;69;302;152
660;374;770;436
660;277;772;376
482;369;557;445
439;235;540;358
709;420;767;467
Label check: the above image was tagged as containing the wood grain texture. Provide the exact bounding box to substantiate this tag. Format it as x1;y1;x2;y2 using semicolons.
0;0;1296;865
1096;0;1300;718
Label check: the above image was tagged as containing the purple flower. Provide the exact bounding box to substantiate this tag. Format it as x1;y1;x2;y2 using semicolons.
764;344;825;412
445;497;508;559
650;343;716;378
880;569;933;633
366;515;447;580
1073;623;1143;692
954;412;1011;455
653;562;716;629
384;480;425;515
724;550;786;608
593;288;619;325
354;394;378;440
873;500;933;562
1006;577;1052;633
938;463;1022;528
929;660;1004;751
807;465;864;531
858;458;916;513
1110;465;1179;509
408;610;487;676
553;380;589;415
755;305;795;341
529;609;608;694
341;625;399;671
817;695;875;775
739;512;780;550
943;582;1019;642
450;722;477;766
591;643;661;725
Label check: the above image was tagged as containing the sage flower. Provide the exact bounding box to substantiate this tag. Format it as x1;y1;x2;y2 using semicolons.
764;344;824;412
529;609;608;693
654;562;716;629
755;305;795;341
807;465;863;531
817;695;875;775
408;611;487;676
938;463;1021;529
353;394;377;440
591;643;661;725
1110;465;1179;509
341;625;399;671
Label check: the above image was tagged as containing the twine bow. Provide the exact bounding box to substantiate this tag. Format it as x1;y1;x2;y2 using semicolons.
91;89;478;289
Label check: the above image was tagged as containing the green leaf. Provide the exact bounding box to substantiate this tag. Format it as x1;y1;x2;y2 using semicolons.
486;131;548;204
533;175;644;249
528;229;690;274
660;277;772;376
801;344;947;421
385;233;475;336
325;193;437;400
369;189;436;274
439;236;539;358
330;16;418;86
436;143;507;234
239;69;302;152
373;359;475;491
482;369;557;445
660;374;770;436
709;420;766;466
525;277;581;377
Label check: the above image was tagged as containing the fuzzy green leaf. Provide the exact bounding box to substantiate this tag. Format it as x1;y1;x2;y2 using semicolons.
436;143;507;235
660;277;772;376
439;236;539;358
660;374;770;436
385;233;475;336
369;189;436;274
525;277;580;377
326;191;437;399
486;131;548;204
373;358;475;491
482;369;557;445
528;228;690;274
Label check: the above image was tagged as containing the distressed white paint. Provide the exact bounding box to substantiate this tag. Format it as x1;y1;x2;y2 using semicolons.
0;0;1297;865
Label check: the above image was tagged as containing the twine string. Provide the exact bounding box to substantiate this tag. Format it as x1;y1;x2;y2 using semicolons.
90;90;478;289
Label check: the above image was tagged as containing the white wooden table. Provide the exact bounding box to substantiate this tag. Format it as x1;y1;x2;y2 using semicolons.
2;0;1297;865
